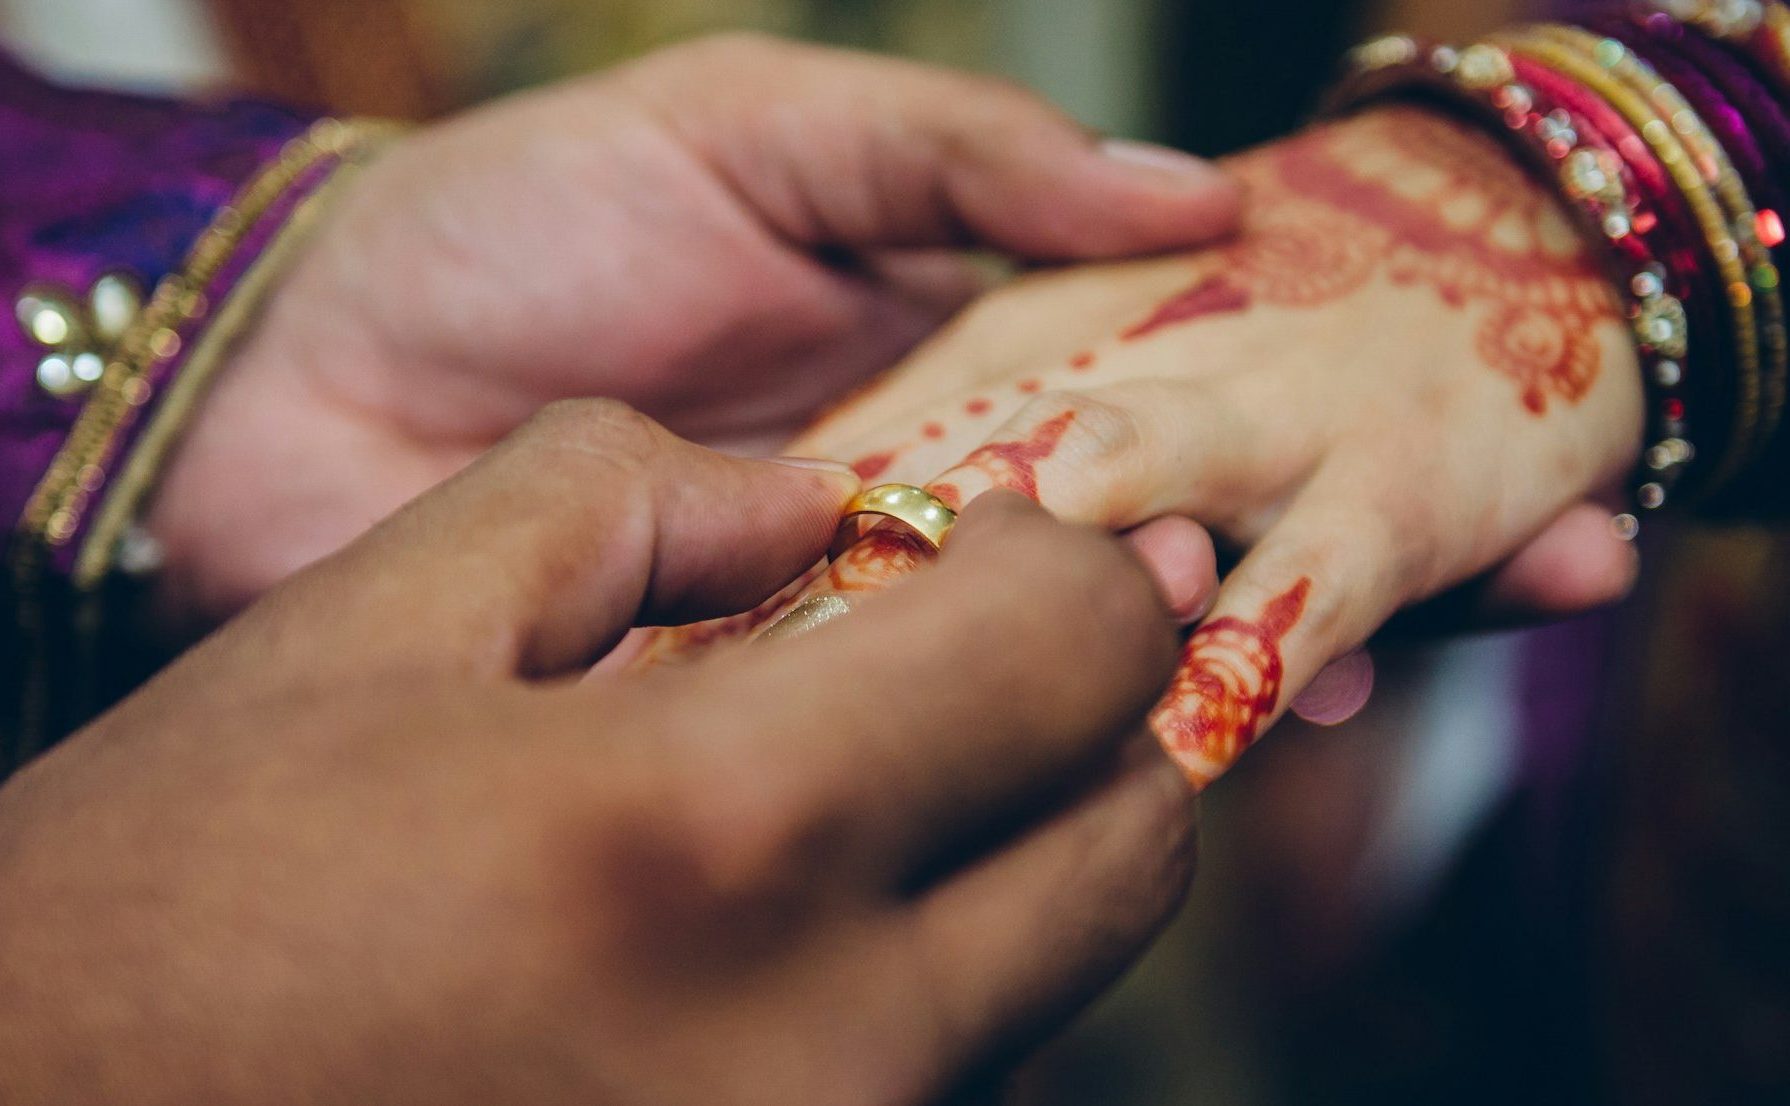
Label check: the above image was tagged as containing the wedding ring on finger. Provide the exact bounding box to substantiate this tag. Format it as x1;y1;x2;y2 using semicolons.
829;484;958;561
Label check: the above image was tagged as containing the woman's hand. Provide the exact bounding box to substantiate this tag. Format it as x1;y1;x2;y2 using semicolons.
141;33;1240;640
0;401;1202;1105
665;106;1648;786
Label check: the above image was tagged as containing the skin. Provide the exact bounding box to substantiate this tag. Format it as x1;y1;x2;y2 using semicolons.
0;401;1203;1105
653;106;1648;787
140;33;1243;642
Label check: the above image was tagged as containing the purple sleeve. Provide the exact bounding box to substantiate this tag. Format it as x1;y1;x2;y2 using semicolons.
0;53;394;764
0;52;316;535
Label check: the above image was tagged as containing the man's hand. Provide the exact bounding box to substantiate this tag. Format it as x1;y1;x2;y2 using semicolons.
145;34;1241;638
3;401;1202;1105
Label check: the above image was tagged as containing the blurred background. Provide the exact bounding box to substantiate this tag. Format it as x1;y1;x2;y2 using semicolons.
5;0;1786;1102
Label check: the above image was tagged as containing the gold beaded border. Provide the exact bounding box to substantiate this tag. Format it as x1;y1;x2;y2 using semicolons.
16;118;399;553
74;151;387;590
7;117;400;761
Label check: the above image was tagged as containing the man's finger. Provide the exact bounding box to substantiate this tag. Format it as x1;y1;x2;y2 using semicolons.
905;749;1198;1091
263;400;859;678
617;34;1243;260
664;493;1181;880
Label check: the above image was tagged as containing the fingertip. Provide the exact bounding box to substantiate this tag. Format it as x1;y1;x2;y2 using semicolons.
768;456;864;502
1290;650;1376;727
1485;503;1640;619
1123;517;1219;624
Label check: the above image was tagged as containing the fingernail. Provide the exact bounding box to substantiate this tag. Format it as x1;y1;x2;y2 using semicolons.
771;456;861;482
1175;590;1219;627
757;594;858;643
1290;651;1376;728
1100;138;1224;185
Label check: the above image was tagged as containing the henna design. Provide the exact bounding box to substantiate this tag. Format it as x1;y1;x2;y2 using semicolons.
926;409;1078;507
1069;352;1097;371
825;527;936;593
965;398;993;417
1123;110;1618;415
851;451;899;482
1150;578;1313;787
1121;275;1254;340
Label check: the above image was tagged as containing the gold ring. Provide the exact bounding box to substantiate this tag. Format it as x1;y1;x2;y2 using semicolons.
830;484;957;559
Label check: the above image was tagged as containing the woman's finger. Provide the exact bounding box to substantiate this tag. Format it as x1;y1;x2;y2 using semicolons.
1124;516;1220;625
921;380;1309;539
1473;501;1641;622
1149;500;1406;788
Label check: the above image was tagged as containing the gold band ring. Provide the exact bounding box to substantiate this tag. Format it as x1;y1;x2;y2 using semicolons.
830;484;958;560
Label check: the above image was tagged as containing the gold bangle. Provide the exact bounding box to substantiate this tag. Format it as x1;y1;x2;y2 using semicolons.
1535;24;1785;471
1494;29;1765;492
830;484;958;560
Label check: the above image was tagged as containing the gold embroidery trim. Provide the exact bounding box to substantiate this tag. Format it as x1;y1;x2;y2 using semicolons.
8;116;402;760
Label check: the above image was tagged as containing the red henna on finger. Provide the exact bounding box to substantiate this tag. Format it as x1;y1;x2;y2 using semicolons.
965;398;993;417
1150;577;1313;788
1017;379;1043;394
824;527;935;592
1069;352;1096;371
922;422;947;441
931;410;1078;503
851;451;900;482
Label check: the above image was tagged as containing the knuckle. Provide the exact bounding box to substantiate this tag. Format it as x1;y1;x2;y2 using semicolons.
658;732;853;909
1021;523;1178;671
667;30;797;74
1021;389;1144;470
950;70;1057;128
524;398;662;463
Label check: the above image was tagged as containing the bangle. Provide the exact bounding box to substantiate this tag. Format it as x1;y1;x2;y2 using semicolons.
1511;55;1719;502
1512;54;1728;501
1530;25;1785;478
1330;38;1700;513
1495;28;1765;500
1585;15;1790;454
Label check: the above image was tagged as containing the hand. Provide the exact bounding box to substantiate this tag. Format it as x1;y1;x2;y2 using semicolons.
660;107;1647;784
144;33;1242;638
1;400;1203;1104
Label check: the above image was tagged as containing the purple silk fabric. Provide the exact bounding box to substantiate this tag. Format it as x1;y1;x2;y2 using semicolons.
0;50;314;537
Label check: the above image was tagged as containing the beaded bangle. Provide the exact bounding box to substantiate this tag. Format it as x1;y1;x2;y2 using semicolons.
1495;29;1766;499
1512;54;1720;501
1651;1;1790;96
1536;24;1785;472
1582;16;1790;455
1645;9;1790;483
1331;38;1699;515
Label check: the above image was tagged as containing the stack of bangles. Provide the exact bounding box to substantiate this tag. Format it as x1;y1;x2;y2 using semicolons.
1329;0;1790;522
